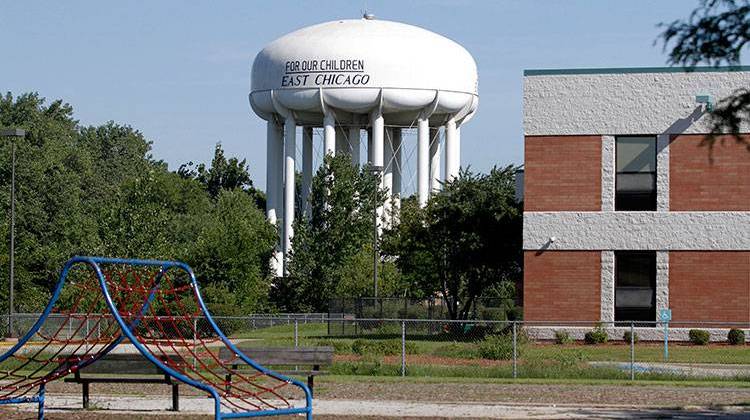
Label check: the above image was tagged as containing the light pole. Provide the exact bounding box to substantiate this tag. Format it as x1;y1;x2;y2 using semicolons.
370;165;383;299
1;128;25;340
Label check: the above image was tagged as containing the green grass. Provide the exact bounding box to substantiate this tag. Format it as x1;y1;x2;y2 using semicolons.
525;343;750;364
231;323;750;364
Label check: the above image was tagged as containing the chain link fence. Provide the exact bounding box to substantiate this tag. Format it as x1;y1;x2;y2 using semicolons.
2;314;748;382
329;297;518;320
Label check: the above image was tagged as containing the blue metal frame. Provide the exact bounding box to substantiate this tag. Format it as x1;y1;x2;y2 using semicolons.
0;256;313;420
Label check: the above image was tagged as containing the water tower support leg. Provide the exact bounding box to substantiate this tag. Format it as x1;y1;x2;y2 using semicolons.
283;117;297;275
417;117;430;207
370;111;384;231
391;128;402;223
266;120;284;277
430;128;441;193
324;112;336;159
302;127;313;220
444;117;460;182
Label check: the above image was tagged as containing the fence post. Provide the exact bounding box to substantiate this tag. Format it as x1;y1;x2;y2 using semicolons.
294;319;299;348
401;321;406;377
630;321;635;381
68;316;72;340
512;321;517;379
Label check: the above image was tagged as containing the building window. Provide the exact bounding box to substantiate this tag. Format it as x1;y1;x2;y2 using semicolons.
615;136;656;211
615;251;656;323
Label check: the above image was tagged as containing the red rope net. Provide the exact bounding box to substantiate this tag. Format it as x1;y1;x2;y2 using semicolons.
0;262;303;414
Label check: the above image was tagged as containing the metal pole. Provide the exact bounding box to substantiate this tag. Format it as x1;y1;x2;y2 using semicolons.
630;321;635;381
663;320;669;361
512;321;517;379
8;139;15;338
401;321;406;377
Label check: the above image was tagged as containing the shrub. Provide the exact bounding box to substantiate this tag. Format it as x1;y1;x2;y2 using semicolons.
478;334;517;360
728;328;745;345
623;330;639;344
584;324;608;345
689;329;710;345
554;330;572;345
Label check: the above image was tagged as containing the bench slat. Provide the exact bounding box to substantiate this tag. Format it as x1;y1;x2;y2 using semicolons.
64;377;173;384
66;353;179;375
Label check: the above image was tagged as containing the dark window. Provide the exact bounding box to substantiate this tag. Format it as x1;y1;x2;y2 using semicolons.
615;251;656;323
615;137;656;211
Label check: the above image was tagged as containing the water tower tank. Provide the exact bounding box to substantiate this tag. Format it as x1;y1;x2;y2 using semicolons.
250;16;479;276
250;17;478;126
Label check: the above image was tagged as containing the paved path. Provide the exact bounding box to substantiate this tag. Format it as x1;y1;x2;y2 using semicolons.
23;394;750;418
590;361;750;378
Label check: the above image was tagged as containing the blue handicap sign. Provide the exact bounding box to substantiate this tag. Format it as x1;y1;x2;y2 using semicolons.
659;309;672;322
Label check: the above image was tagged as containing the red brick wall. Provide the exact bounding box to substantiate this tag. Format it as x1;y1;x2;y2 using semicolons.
524;136;602;211
670;135;750;210
524;251;601;321
669;252;750;323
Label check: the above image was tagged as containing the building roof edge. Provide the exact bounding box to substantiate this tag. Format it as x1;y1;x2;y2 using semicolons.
524;65;750;76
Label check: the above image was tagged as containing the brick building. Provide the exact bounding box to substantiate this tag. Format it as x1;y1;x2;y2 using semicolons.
522;66;750;327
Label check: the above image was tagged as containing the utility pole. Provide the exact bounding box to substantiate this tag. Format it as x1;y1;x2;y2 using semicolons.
1;128;25;340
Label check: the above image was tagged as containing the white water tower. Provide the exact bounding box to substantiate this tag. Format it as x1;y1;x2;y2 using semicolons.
250;15;479;276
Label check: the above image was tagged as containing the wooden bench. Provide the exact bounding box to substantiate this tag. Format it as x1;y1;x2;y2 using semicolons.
220;347;333;396
63;353;181;411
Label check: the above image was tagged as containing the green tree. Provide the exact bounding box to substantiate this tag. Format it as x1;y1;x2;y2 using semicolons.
382;167;522;320
0;93;93;311
190;190;277;314
660;0;750;149
179;143;265;208
279;154;386;311
0;92;277;316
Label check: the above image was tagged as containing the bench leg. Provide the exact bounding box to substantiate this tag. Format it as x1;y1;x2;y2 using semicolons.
307;375;314;398
82;382;89;409
171;383;179;411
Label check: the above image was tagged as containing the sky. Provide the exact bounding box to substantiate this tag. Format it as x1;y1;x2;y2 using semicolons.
1;1;708;191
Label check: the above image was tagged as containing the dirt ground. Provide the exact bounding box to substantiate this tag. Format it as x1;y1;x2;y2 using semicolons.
20;379;750;407
2;379;750;419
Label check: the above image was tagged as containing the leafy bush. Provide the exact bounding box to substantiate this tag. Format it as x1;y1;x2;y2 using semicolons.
623;330;639;344
478;334;518;360
554;330;572;345
689;329;710;345
728;328;745;345
584;324;608;344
